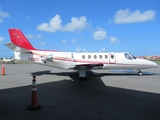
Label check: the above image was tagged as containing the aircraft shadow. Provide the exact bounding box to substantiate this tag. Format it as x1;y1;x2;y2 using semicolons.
0;70;159;120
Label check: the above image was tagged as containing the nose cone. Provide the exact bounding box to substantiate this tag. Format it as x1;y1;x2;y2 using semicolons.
139;59;157;69
148;60;157;68
152;61;157;67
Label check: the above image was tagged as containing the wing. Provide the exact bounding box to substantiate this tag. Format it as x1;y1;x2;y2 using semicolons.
69;63;104;70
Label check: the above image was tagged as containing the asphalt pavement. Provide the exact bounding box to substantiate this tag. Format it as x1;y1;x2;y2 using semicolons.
0;64;160;120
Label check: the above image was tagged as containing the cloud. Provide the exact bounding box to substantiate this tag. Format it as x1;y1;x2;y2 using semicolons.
26;34;42;39
63;16;87;32
61;39;67;44
76;47;86;52
0;37;4;42
93;27;107;40
0;18;2;23
26;16;31;20
37;14;62;32
0;8;10;23
114;8;156;24
110;37;119;44
92;27;119;44
37;14;87;32
76;47;81;52
40;42;45;45
72;38;76;43
100;48;106;52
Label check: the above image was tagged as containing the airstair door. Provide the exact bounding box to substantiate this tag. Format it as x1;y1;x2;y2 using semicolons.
109;54;116;64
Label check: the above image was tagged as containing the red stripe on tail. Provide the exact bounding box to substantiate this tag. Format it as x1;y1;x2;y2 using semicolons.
8;28;36;50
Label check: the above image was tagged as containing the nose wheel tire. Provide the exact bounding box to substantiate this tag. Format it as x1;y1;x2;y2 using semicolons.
138;71;143;76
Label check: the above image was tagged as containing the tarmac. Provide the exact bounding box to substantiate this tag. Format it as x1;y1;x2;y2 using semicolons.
0;63;160;120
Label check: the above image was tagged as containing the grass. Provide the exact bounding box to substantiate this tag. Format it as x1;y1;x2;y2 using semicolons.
151;60;160;65
15;61;31;64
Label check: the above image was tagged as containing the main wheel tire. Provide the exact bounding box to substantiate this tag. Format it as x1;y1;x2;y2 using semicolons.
138;71;143;76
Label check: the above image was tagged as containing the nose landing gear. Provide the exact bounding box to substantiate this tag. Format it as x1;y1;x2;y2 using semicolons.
138;70;143;76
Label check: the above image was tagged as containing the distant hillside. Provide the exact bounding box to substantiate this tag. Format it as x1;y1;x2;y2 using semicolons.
137;55;160;59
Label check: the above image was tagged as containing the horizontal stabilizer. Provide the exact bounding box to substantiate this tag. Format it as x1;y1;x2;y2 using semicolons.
4;42;32;53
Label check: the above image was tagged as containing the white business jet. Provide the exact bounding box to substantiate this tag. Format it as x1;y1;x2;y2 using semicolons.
5;28;157;79
3;57;16;64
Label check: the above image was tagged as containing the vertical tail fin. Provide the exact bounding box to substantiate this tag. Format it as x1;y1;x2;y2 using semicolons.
8;28;36;50
3;57;6;61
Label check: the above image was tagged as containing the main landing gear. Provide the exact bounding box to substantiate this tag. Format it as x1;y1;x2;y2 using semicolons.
78;67;87;80
138;70;143;76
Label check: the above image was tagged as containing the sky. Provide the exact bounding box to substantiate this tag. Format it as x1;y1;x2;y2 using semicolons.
0;0;160;57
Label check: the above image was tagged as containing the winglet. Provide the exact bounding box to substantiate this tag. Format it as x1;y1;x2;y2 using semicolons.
8;28;36;50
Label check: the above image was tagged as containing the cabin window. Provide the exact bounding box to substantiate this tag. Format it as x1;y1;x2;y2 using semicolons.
88;55;91;59
99;55;102;59
111;55;114;59
105;55;108;59
94;55;97;59
82;55;85;59
125;53;132;60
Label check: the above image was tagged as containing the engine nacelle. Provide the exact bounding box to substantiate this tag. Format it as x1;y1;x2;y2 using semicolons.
41;54;53;63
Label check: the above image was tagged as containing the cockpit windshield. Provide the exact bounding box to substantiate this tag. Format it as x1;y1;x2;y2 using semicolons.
124;53;137;60
129;53;137;59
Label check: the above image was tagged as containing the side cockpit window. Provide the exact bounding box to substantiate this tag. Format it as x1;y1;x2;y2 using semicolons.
125;53;133;60
129;53;137;59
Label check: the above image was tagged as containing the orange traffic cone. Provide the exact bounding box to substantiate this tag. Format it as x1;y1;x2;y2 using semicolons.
27;76;42;111
1;62;5;76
